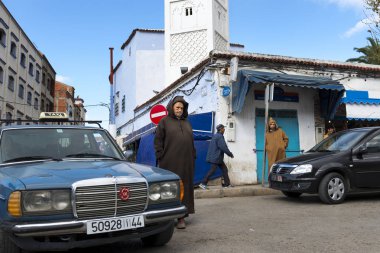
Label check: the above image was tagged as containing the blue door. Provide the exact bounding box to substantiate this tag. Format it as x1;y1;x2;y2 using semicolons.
255;109;301;183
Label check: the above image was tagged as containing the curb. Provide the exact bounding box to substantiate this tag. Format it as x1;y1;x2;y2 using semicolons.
194;185;281;199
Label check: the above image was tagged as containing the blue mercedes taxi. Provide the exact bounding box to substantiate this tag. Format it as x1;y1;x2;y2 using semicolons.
0;113;186;252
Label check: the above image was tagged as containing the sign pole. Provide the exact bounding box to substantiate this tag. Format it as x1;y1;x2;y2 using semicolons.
262;83;273;187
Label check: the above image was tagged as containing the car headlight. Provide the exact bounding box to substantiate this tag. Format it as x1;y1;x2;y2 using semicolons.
270;163;277;173
22;190;71;214
149;181;179;203
290;164;313;174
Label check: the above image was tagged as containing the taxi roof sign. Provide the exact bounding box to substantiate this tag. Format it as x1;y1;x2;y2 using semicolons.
39;112;69;121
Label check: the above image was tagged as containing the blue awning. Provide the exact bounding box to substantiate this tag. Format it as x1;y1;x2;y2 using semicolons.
123;112;214;146
341;90;380;105
232;70;345;119
340;90;380;121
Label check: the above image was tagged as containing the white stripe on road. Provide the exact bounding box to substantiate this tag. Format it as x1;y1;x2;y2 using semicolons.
151;111;167;118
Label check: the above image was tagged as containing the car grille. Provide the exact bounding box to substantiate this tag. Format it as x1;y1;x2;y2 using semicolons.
271;164;296;174
75;182;148;220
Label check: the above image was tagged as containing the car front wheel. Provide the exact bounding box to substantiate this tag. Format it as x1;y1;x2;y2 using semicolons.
142;220;174;247
318;172;347;204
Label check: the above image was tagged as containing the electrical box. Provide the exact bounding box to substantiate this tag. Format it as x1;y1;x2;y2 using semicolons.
226;120;236;142
315;127;324;144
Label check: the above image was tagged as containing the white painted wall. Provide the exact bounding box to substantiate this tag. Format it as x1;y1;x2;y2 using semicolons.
114;31;164;134
341;77;380;119
130;71;218;134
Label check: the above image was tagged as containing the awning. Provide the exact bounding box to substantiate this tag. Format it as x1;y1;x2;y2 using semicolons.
232;70;345;119
123;112;214;146
341;90;380;121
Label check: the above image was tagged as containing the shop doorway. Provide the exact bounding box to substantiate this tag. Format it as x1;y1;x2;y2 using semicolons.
255;109;301;183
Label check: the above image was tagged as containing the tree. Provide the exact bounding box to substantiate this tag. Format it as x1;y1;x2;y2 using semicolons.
347;36;380;64
364;0;380;36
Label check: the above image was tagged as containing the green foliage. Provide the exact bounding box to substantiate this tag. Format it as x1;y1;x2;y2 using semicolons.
347;37;380;64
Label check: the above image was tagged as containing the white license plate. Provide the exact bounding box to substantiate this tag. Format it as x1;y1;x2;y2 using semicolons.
87;215;144;235
272;175;282;182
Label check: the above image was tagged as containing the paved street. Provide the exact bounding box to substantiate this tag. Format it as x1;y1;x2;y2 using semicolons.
44;193;380;253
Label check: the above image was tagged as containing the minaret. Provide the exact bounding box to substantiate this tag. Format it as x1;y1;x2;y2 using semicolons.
164;0;229;86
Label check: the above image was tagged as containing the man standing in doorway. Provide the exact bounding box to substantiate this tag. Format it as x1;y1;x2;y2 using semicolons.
265;117;289;174
199;124;234;189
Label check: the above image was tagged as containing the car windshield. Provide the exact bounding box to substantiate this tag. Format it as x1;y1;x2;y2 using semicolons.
309;129;369;152
0;128;124;163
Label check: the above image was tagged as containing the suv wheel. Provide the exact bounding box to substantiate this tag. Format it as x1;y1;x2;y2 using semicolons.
142;220;174;246
282;191;302;198
318;172;347;204
0;231;21;253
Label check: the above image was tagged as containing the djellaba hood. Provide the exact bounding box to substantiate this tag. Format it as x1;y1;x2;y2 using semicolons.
267;117;279;132
166;96;189;119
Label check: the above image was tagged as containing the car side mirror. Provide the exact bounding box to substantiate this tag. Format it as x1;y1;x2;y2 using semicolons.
353;145;367;157
123;150;133;159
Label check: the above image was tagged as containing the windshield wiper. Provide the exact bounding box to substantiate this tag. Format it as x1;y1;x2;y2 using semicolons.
65;153;121;160
317;150;333;152
3;156;61;163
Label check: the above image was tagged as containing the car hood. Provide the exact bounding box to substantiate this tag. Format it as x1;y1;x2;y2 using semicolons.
0;160;178;190
279;151;339;165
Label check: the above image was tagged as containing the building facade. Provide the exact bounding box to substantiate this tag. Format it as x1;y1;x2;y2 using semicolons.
110;0;380;185
54;81;87;121
0;1;56;124
74;96;86;122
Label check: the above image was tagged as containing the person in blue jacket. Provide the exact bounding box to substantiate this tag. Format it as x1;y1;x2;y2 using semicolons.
199;124;234;189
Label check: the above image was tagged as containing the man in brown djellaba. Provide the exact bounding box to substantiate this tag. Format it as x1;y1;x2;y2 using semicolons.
265;117;289;174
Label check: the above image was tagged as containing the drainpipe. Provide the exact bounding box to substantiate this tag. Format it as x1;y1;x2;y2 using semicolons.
108;48;116;137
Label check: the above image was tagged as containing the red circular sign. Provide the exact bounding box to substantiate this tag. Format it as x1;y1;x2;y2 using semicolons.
150;104;168;125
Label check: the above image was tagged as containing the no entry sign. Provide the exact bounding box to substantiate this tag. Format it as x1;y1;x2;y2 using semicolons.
150;104;168;125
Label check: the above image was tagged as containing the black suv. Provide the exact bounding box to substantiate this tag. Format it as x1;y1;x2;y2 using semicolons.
269;127;380;204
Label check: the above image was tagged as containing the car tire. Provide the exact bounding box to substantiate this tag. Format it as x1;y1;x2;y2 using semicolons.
282;191;302;198
0;231;22;253
142;220;174;247
318;172;347;204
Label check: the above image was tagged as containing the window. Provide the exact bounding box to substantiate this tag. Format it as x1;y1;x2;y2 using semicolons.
20;53;26;67
28;63;34;76
47;78;50;90
18;84;24;99
40;99;45;111
10;42;17;58
27;92;32;105
122;95;125;112
0;66;3;83
0;29;5;47
16;112;23;125
34;98;38;110
8;76;14;91
185;7;193;16
42;73;46;85
114;103;119;116
365;134;380;153
68;105;73;118
5;112;12;126
36;70;40;83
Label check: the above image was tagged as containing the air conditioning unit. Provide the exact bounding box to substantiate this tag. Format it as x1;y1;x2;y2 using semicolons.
315;127;324;144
